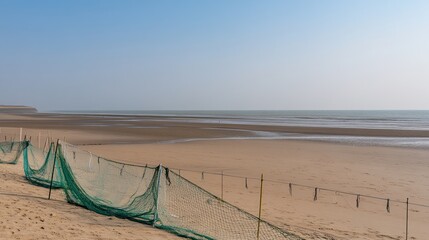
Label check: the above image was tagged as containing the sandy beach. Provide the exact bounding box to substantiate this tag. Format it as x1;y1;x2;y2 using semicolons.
1;113;429;239
3;0;428;239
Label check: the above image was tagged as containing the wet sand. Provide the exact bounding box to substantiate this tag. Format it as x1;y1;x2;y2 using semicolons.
1;113;429;239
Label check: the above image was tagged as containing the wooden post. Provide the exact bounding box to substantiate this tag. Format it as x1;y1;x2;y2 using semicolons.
153;164;162;226
257;174;264;240
19;128;22;141
48;140;60;200
43;137;48;152
406;198;409;240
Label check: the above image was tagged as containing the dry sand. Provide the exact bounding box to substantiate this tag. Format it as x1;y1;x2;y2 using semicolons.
1;113;429;239
0;160;181;240
82;140;429;240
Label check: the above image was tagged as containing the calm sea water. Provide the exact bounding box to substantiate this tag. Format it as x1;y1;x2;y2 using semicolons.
57;110;429;148
61;110;429;130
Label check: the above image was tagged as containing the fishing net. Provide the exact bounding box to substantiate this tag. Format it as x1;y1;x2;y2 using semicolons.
23;142;63;188
20;140;302;240
157;168;301;240
0;141;26;164
58;141;158;223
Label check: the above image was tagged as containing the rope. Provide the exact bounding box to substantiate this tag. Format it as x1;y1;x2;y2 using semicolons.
47;151;429;210
172;168;429;209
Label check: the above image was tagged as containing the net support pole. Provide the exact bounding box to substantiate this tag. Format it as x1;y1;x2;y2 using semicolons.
257;173;264;240
153;164;162;226
406;198;409;240
43;137;48;152
221;171;224;200
48;139;60;200
19;128;22;141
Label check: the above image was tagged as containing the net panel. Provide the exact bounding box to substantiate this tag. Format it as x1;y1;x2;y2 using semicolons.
8;140;303;239
55;141;303;240
23;142;63;188
57;141;158;223
157;169;302;240
0;141;26;164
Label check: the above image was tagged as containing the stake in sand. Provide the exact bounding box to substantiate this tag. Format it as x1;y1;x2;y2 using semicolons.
221;171;224;200
406;198;409;240
48;139;60;200
257;173;264;239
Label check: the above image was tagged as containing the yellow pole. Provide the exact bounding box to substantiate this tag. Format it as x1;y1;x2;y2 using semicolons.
406;198;409;240
257;174;264;239
221;171;224;200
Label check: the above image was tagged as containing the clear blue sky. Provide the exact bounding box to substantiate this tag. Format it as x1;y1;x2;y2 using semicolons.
1;0;428;111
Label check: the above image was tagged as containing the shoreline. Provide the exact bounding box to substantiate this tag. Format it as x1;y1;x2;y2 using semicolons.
4;112;429;136
2;113;429;149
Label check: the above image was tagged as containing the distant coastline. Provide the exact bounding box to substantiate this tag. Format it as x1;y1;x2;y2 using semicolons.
0;105;37;113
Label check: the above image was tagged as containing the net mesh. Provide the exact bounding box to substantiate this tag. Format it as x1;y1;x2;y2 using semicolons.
23;142;63;188
20;140;303;240
0;141;26;164
58;142;158;223
157;169;301;240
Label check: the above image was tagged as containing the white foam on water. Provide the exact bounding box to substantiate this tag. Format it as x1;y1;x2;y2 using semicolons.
159;132;429;149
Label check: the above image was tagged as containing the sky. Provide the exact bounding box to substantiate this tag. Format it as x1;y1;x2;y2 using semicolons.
1;0;429;111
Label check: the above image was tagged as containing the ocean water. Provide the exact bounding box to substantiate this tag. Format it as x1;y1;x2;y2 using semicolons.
57;110;429;148
61;110;429;130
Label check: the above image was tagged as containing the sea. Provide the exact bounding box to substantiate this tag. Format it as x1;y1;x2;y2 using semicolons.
57;110;429;148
